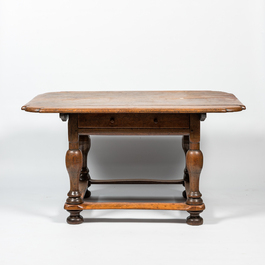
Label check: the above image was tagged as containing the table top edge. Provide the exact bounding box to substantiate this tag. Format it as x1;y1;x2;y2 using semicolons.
21;90;246;114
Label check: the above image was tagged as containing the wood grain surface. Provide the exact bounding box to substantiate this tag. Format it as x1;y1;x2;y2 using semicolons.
21;91;246;113
64;202;206;211
78;113;190;128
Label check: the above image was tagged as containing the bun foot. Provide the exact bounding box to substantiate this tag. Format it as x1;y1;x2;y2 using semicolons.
182;190;187;199
84;189;91;198
186;211;203;226
67;210;84;224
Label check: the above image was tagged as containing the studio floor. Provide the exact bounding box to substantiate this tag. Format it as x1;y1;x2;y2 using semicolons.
1;183;264;265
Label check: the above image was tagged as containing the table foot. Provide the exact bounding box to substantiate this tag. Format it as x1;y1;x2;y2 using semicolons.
84;189;91;198
186;211;203;226
67;210;84;224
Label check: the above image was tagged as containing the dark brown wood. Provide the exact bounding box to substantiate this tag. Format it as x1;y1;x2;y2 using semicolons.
78;128;190;135
184;181;191;202
21;91;246;226
182;135;190;183
21;91;246;114
60;113;69;122
78;113;190;128
66;150;83;204
67;210;84;225
65;202;206;211
182;135;189;199
186;114;204;225
187;211;203;226
90;179;184;185
79;135;90;181
79;179;89;200
79;135;91;198
84;190;91;199
65;114;83;222
200;113;207;121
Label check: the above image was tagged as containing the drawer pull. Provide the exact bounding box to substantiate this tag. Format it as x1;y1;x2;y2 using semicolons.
154;118;158;124
110;117;115;124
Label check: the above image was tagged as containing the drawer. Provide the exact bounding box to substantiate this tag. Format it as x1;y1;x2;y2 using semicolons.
78;113;189;128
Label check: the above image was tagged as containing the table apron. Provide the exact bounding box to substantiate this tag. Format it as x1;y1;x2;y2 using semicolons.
78;113;191;135
78;128;190;135
78;113;189;128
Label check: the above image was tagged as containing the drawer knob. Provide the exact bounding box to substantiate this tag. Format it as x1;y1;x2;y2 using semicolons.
154;118;158;124
110;117;115;124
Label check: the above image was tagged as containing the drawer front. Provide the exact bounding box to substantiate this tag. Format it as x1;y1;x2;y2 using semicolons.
78;113;189;128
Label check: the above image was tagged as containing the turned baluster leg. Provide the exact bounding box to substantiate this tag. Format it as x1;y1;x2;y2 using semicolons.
182;135;189;199
66;114;83;224
79;135;91;198
186;114;204;225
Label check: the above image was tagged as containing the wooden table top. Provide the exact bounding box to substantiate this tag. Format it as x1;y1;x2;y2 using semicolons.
21;91;245;114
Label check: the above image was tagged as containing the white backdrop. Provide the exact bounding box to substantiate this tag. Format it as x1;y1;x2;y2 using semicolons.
0;1;265;265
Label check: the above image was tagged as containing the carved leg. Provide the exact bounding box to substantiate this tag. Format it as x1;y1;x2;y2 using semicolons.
79;135;91;198
186;114;204;226
182;135;189;199
66;114;83;224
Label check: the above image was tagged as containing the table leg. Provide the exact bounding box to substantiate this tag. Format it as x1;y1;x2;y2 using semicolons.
66;114;83;224
79;135;91;198
182;135;189;199
186;114;204;225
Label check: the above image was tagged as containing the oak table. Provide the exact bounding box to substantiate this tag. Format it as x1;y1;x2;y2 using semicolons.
22;91;245;225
